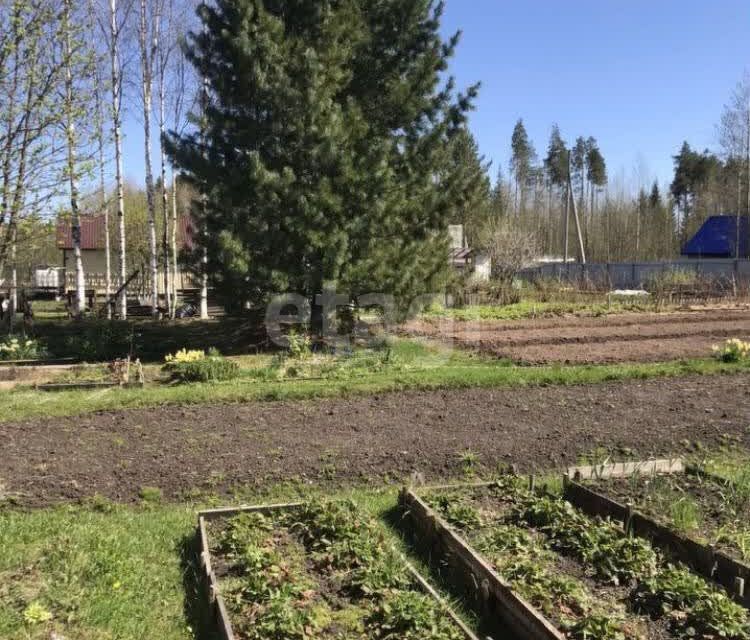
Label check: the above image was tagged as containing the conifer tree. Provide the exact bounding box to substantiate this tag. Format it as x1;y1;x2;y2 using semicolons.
446;128;492;245
167;0;478;320
510;118;535;217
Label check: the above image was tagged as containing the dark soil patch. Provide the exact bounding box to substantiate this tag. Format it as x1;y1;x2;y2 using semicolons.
2;374;750;507
405;310;750;364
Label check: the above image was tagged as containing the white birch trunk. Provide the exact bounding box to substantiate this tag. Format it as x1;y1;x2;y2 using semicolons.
199;48;209;320
9;226;16;331
109;0;127;319
63;0;85;317
200;240;208;319
95;73;112;318
171;169;178;317
139;0;158;317
158;63;171;318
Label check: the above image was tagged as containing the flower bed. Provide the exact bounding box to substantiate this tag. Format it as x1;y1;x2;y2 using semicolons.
404;478;749;640
565;460;750;605
198;500;477;640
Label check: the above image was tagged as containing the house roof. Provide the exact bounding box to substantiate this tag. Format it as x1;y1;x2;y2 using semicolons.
682;215;749;258
57;215;195;251
56;215;106;250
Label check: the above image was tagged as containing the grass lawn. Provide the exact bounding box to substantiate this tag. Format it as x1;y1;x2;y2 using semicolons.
0;486;470;640
420;298;654;321
2;342;748;422
0;504;198;640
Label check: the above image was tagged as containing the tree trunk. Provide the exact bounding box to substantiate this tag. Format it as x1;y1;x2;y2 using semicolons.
200;239;208;319
9;226;16;331
635;204;641;260
158;58;171;318
63;0;85;318
0;10;20;278
109;0;127;319
746;108;750;257
171;170;179;318
199;44;209;321
95;72;112;318
139;0;158;317
563;185;570;263
568;173;586;264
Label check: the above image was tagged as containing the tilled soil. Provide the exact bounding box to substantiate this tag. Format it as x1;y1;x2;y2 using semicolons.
405;310;750;364
2;374;750;507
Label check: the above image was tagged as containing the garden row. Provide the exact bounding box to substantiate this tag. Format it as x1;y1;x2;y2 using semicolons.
197;460;750;640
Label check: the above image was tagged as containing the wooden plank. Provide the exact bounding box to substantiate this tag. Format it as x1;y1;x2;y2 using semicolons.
198;502;478;640
198;516;236;640
35;381;145;392
401;488;565;640
197;502;304;521
564;478;750;608
566;458;683;481
403;559;480;640
0;357;79;367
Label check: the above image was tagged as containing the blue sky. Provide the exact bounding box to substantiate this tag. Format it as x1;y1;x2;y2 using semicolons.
120;0;750;194
438;0;750;191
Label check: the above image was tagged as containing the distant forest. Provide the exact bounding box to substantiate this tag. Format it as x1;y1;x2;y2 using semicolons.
453;71;750;264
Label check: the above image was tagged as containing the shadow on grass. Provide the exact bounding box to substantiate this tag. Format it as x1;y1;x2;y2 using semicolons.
382;504;497;640
178;529;221;640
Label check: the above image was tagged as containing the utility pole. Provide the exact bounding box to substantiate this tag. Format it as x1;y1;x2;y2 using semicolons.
567;154;586;264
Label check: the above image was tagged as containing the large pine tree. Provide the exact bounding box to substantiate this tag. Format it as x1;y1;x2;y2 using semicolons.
167;0;478;316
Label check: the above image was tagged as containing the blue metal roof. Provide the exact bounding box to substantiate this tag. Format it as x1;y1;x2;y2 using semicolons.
682;215;749;258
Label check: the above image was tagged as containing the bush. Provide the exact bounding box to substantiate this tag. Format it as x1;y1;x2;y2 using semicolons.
163;349;239;383
61;322;134;361
713;339;750;363
0;336;46;361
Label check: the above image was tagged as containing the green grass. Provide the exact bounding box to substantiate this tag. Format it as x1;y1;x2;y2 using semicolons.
0;503;196;640
0;486;473;640
1;351;748;423
422;298;652;321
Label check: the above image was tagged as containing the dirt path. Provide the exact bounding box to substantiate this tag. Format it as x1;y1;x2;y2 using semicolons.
406;310;750;364
2;374;749;506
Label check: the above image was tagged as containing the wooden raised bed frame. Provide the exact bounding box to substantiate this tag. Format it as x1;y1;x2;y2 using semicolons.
563;459;750;607
197;503;479;640
400;483;565;640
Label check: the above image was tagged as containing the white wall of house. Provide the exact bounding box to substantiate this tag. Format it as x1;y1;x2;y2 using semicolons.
448;224;465;250
62;249;196;294
474;253;492;281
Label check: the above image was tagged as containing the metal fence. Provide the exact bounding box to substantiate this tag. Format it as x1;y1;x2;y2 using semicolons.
518;260;750;290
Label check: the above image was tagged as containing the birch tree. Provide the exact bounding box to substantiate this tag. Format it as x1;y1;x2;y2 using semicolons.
167;39;196;317
719;71;750;258
93;60;113;317
156;4;172;318
0;1;68;324
154;0;191;318
61;0;87;316
138;0;160;316
96;0;132;318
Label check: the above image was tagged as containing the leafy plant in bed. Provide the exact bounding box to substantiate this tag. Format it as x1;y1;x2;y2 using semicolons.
423;478;749;640
207;500;466;639
163;348;239;383
0;336;46;361
587;469;750;564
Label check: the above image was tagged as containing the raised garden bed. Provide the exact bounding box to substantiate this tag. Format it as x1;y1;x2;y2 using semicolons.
197;501;478;640
564;459;750;607
0;357;79;367
35;381;145;392
402;477;750;640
